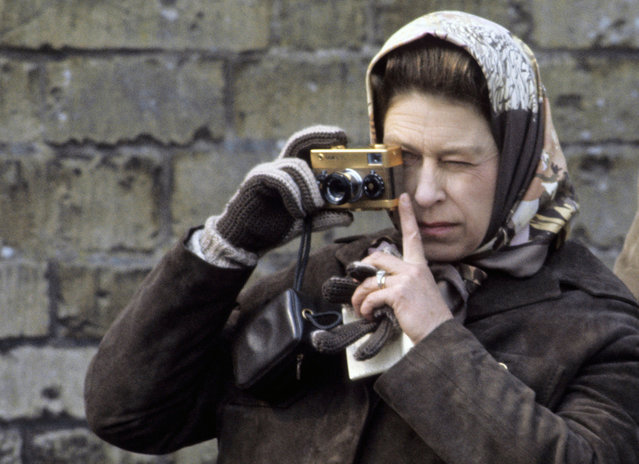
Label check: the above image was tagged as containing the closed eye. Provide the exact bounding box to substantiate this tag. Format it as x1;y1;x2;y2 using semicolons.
438;153;478;168
442;159;474;167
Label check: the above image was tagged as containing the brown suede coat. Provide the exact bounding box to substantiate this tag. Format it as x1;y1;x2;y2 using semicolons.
85;231;639;463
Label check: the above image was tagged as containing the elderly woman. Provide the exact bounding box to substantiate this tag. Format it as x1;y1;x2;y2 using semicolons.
85;11;639;463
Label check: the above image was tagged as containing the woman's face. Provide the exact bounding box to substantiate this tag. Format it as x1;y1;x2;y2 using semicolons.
383;92;499;262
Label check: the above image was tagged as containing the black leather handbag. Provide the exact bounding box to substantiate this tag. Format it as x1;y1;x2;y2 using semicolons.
231;219;341;396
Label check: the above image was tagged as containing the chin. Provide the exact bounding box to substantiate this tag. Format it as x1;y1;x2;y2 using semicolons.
421;237;479;262
422;247;463;263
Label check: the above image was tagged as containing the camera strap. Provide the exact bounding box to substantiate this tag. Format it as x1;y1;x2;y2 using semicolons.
293;217;312;292
293;217;341;331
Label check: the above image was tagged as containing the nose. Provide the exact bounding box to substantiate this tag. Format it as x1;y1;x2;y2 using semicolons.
412;162;446;207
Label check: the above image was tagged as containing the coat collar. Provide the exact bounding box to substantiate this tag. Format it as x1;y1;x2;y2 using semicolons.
466;265;561;321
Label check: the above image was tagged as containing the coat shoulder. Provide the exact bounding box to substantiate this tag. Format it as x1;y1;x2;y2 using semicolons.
549;240;637;305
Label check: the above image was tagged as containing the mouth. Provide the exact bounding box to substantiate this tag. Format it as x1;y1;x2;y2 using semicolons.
418;221;458;238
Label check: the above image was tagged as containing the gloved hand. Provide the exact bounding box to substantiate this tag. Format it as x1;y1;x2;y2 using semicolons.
312;260;401;360
199;126;353;266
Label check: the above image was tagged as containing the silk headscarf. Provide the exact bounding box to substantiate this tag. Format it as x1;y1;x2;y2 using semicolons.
364;11;579;314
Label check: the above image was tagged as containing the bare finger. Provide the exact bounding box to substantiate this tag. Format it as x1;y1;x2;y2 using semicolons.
398;193;427;265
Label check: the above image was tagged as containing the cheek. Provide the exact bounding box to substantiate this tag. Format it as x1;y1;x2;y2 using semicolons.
457;175;496;230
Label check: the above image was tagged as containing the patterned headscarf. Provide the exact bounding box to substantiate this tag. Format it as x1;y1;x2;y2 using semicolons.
367;11;579;287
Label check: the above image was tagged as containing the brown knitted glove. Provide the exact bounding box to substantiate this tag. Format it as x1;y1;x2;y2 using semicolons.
200;126;353;262
312;261;400;360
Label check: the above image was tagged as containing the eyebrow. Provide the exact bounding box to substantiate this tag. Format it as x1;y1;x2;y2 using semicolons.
388;140;489;158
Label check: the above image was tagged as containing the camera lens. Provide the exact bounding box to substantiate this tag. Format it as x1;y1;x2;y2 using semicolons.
363;172;385;199
323;169;363;205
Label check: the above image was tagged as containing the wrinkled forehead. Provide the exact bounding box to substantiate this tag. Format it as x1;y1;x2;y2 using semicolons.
366;11;542;117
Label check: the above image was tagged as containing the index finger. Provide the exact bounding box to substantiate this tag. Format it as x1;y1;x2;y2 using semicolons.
398;193;427;265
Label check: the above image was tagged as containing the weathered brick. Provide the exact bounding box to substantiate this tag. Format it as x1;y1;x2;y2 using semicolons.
541;53;639;143
27;427;217;464
29;428;107;464
171;144;273;235
566;144;639;267
57;262;150;340
0;428;22;464
1;146;164;256
374;0;528;44
44;56;225;145
0;260;49;339
233;56;370;142
0;346;94;420
0;146;52;253
277;0;368;49
532;0;639;48
28;427;181;464
0;0;271;52
0;58;42;144
50;148;163;253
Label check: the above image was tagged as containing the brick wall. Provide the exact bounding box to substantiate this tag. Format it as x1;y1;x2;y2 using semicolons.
1;1;639;462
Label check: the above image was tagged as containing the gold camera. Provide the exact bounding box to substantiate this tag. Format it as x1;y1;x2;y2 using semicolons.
310;144;403;210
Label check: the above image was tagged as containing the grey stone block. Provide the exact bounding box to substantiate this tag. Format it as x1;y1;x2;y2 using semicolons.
232;56;370;143
44;56;225;145
0;0;271;51
0;260;49;339
0;346;95;420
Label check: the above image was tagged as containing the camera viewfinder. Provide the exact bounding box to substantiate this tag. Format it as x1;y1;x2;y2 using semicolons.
367;152;383;165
